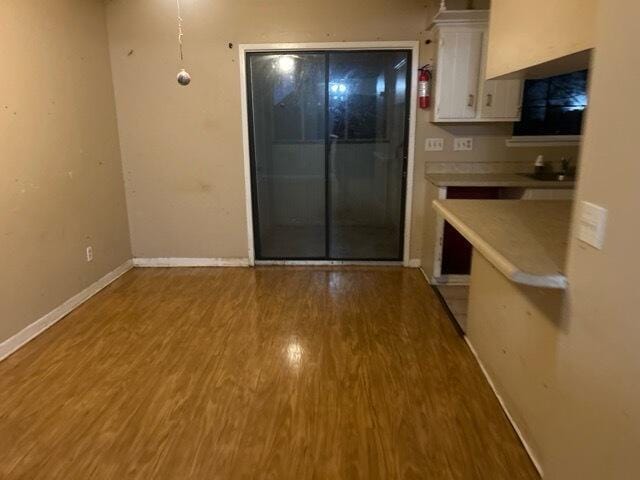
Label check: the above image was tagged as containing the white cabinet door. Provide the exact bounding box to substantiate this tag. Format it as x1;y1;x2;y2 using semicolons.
480;78;523;119
435;30;483;120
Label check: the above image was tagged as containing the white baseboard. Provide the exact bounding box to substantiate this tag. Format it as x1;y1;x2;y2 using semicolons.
463;337;544;478
407;258;422;268
0;259;134;362
418;267;432;284
133;258;250;267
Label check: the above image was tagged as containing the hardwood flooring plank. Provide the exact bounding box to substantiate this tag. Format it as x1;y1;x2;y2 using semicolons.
0;267;538;479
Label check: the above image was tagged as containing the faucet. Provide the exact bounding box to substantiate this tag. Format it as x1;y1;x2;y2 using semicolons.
557;157;574;180
561;157;576;175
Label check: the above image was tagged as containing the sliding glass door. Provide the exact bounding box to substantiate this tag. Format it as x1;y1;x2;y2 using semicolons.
248;53;326;259
247;50;411;260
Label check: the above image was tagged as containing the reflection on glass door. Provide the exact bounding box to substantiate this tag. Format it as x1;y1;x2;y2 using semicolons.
247;50;411;260
248;53;326;259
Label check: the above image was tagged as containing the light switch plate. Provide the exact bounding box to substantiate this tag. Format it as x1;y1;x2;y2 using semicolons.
425;138;444;151
453;137;473;151
577;201;607;250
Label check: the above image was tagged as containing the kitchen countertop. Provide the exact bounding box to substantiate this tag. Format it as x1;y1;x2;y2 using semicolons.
425;173;575;188
432;199;572;289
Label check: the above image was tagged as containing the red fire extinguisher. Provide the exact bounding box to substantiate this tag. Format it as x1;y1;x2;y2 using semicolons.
418;66;431;109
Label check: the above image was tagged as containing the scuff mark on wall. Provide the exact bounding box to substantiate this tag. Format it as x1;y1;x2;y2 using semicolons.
14;178;40;195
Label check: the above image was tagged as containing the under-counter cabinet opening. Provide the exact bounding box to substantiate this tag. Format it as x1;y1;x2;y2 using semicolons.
441;187;500;275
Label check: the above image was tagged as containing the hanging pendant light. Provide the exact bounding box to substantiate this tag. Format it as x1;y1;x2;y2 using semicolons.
177;68;191;86
175;0;191;86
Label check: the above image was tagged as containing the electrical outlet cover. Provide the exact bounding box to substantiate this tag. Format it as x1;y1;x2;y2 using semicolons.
577;201;607;250
453;137;473;151
425;138;444;151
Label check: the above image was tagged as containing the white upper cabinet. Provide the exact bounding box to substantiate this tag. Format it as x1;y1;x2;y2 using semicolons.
435;30;483;119
479;79;523;119
431;9;523;123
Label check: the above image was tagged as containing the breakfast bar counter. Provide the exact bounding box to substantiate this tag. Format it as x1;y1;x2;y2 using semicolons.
432;200;572;289
425;173;575;189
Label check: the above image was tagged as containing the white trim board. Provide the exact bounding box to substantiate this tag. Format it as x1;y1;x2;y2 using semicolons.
239;50;256;267
255;260;403;267
407;258;421;268
256;259;420;267
239;41;420;52
0;260;134;362
418;266;432;284
464;337;544;478
506;135;581;147
133;258;250;267
238;41;420;267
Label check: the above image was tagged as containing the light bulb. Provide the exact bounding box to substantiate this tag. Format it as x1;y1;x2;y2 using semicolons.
177;69;191;86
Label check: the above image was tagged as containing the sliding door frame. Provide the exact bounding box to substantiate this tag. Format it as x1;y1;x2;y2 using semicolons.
239;41;419;266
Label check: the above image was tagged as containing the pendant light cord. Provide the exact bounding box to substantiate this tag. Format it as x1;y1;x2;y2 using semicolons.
176;0;184;64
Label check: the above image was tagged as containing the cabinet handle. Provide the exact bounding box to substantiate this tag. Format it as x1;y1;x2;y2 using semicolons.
467;94;475;107
486;94;493;107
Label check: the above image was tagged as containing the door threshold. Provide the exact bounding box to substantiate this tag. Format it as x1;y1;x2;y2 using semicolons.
255;260;403;266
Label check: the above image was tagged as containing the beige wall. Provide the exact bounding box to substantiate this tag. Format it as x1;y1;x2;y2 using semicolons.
560;0;640;476
466;253;563;475
0;0;131;342
105;0;432;260
486;0;597;79
466;1;640;478
107;0;567;262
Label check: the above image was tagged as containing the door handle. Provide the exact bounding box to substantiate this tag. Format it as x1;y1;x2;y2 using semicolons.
467;94;475;107
486;94;493;107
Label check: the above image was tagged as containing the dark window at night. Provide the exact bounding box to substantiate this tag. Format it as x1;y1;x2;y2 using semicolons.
513;70;588;136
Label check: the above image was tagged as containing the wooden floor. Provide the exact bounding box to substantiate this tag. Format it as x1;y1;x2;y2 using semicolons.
0;267;538;479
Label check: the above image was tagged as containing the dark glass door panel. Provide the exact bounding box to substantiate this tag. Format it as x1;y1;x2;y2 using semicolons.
247;50;411;261
248;53;327;259
328;51;410;260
